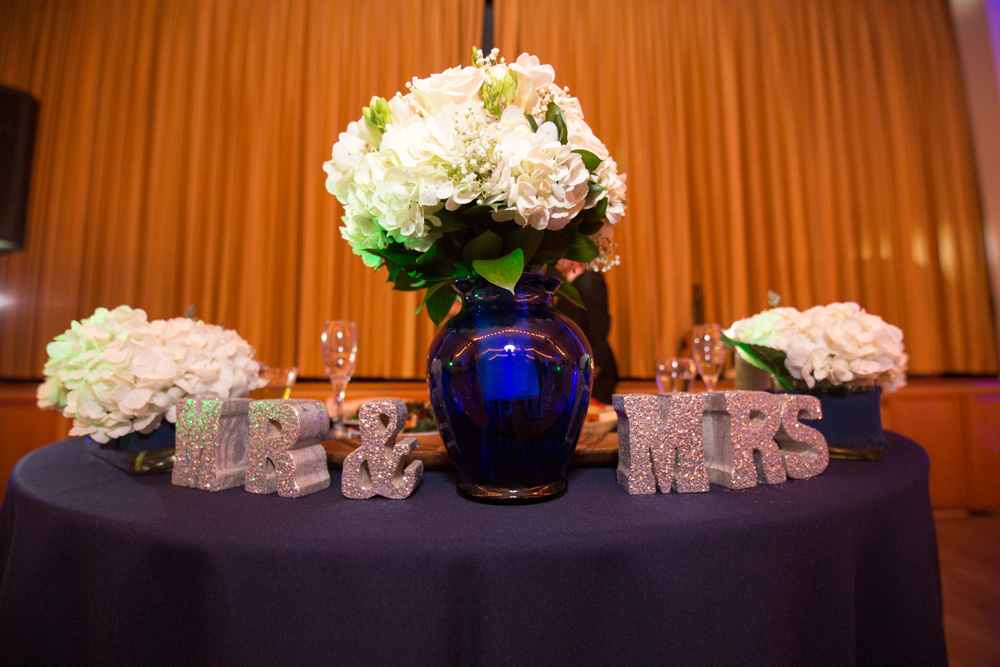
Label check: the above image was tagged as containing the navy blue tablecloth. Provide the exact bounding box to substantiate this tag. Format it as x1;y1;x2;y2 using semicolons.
0;433;946;666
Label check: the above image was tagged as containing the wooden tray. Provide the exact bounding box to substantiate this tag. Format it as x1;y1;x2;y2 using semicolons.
323;428;618;471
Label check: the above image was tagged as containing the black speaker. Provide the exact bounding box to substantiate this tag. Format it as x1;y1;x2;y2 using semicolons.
0;84;39;252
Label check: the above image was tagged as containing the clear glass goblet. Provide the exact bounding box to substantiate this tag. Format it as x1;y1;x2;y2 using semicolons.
690;323;726;391
321;320;358;436
252;365;299;399
655;357;697;392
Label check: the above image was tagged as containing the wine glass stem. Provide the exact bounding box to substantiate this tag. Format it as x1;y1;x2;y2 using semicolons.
330;379;348;429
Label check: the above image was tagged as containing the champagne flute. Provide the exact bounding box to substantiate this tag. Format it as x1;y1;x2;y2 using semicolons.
321;320;358;436
690;324;726;391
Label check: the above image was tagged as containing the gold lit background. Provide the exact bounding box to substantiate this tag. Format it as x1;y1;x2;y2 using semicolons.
0;0;995;380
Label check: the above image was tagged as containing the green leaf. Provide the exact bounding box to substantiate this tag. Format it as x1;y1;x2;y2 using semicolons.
364;245;421;267
462;229;503;263
416;242;443;265
557;281;585;310
577;217;605;236
720;332;796;392
565;233;599;263
549;266;586;310
429;209;469;233
582;195;609;222
572;149;603;172
427;283;460;326
458;204;497;221
414;279;453;315
525;113;539;132
544;102;569;144
502;225;544;263
472;248;524;293
391;269;429;291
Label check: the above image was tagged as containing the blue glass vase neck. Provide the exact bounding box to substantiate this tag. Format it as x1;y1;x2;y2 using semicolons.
454;273;561;309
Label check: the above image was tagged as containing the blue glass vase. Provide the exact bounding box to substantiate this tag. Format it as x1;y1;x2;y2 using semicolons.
88;421;176;473
801;386;886;461
426;273;593;503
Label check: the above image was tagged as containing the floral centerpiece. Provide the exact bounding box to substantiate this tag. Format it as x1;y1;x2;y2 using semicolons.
724;302;908;460
323;47;626;324
37;306;264;447
723;302;908;393
323;48;627;501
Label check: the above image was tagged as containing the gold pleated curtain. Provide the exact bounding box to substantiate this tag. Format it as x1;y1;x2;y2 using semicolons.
497;0;997;377
0;0;996;381
0;0;483;380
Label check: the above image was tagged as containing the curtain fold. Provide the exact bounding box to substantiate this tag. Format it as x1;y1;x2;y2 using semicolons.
0;0;483;380
497;0;997;376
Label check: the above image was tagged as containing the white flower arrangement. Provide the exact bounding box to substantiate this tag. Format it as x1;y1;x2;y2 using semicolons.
724;302;908;393
323;48;627;323
37;306;265;444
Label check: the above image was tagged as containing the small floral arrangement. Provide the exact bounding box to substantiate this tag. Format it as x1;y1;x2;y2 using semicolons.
323;47;627;324
37;306;265;445
723;302;908;393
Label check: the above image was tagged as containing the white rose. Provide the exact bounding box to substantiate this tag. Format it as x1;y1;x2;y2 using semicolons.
409;65;486;114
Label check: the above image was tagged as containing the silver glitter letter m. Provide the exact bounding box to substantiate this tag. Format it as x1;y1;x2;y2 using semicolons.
172;398;250;492
614;394;671;494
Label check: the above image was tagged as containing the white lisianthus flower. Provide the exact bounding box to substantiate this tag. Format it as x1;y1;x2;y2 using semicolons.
509;53;556;111
38;306;264;444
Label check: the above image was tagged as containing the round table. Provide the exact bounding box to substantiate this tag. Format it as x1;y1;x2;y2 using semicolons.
0;433;947;666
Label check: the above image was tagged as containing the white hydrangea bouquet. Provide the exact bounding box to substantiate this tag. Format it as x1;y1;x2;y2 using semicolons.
323;48;626;324
37;306;264;446
723;302;908;393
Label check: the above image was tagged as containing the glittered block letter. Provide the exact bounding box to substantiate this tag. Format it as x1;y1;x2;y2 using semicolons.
342;399;423;499
173;398;251;491
658;392;710;493
246;399;331;498
614;394;671;494
702;391;787;489
776;394;829;479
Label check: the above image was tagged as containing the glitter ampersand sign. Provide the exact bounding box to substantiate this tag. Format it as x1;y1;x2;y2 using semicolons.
342;399;423;499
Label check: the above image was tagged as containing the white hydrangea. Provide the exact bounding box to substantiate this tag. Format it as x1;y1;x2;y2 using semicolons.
485;107;590;230
725;302;908;392
323;51;627;265
37;306;265;444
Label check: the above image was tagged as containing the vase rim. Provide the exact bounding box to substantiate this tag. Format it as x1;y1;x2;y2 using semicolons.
453;272;561;293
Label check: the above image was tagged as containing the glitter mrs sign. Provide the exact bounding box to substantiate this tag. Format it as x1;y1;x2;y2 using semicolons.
613;390;829;495
173;398;332;498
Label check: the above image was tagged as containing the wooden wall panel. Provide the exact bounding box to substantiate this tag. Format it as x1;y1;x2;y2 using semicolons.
882;392;969;510
964;393;1000;511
